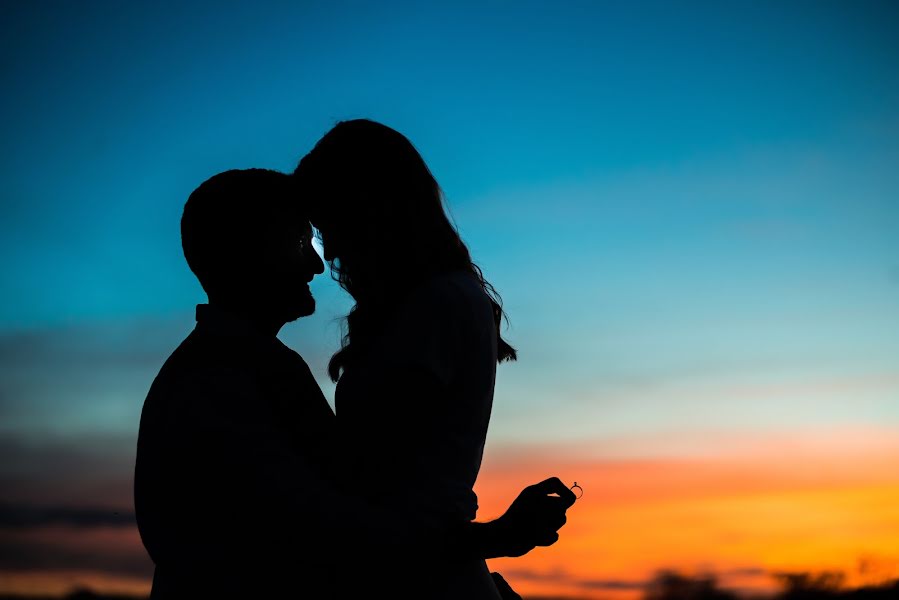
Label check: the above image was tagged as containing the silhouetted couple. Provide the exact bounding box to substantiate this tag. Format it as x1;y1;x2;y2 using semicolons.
134;119;577;599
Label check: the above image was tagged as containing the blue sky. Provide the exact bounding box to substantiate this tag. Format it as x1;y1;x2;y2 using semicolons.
2;1;898;593
1;0;898;505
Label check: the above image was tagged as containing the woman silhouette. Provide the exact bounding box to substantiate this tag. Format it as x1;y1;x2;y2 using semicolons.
294;119;572;599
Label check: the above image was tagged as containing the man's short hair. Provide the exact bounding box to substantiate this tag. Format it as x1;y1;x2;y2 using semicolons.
181;168;299;295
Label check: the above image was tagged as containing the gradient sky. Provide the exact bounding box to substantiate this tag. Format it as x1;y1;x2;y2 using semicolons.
1;1;898;597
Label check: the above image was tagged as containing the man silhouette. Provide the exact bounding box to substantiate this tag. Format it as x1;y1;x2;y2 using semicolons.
134;168;575;598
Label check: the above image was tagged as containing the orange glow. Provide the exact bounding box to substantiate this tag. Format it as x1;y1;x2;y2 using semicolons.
477;427;899;598
0;526;152;596
0;571;151;597
2;427;898;598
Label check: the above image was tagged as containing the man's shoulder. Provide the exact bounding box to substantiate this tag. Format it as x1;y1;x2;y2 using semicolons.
145;330;258;407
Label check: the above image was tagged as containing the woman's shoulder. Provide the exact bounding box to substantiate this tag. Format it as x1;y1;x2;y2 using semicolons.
407;270;493;325
378;270;495;379
411;270;485;303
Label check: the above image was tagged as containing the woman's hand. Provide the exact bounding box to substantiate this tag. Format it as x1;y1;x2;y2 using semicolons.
483;476;578;558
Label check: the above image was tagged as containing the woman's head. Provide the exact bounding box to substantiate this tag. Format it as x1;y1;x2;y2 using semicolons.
293;119;516;380
294;119;463;298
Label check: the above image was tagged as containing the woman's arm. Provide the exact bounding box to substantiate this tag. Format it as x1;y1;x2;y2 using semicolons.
447;477;578;560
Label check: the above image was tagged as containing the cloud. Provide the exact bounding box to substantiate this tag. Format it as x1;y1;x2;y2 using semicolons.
721;566;768;578
577;578;645;591
499;564;772;594
0;532;152;579
0;433;135;510
0;504;135;529
0;308;344;432
0;316;195;437
500;566;646;592
0;316;190;371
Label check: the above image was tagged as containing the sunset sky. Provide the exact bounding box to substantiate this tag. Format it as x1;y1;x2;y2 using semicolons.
1;1;898;597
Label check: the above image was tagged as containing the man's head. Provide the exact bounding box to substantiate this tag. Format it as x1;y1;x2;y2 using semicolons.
181;168;324;325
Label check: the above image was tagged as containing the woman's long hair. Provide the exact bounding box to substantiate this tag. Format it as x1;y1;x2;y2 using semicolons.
294;119;516;382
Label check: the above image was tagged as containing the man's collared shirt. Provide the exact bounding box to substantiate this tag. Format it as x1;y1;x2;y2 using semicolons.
134;304;336;597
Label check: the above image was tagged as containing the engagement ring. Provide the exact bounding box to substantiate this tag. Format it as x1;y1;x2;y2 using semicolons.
570;481;583;499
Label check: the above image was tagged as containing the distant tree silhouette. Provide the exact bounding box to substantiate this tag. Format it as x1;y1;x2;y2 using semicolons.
644;570;740;600
1;573;897;600
640;570;899;600
774;572;899;600
774;571;845;599
841;579;899;599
